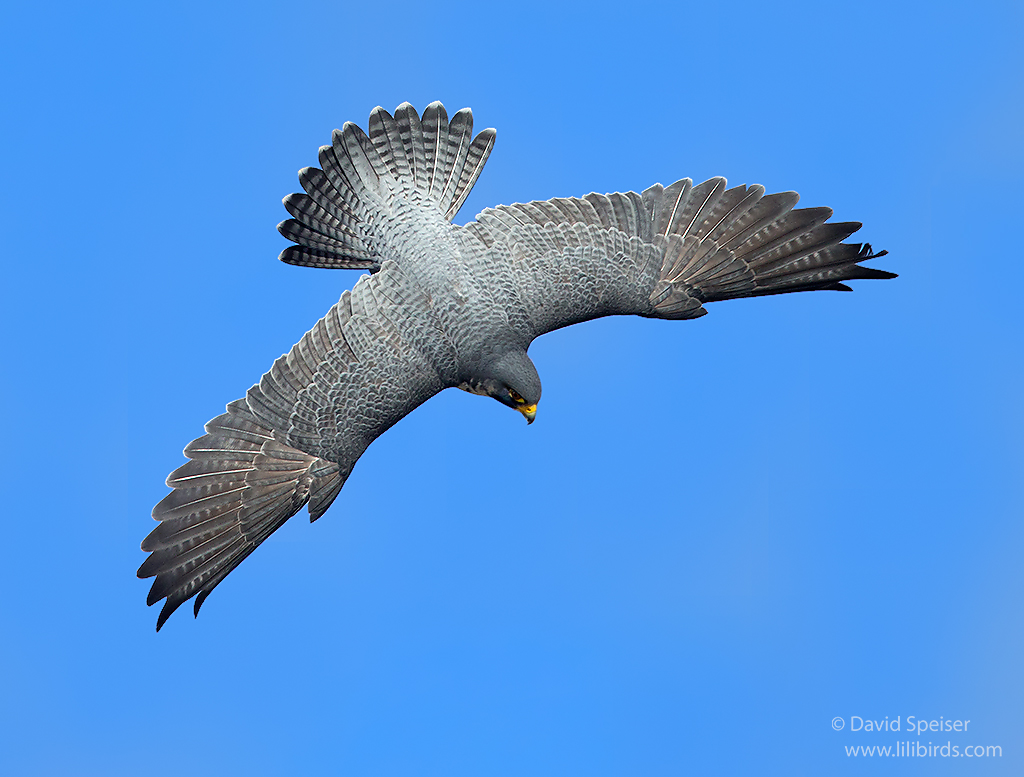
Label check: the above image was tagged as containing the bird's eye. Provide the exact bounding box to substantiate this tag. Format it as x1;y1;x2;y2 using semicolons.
509;389;525;404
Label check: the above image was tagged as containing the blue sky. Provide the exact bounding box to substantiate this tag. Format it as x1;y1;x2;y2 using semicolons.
2;0;1022;774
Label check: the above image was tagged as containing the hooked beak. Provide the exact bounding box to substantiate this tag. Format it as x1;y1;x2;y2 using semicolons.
517;403;537;425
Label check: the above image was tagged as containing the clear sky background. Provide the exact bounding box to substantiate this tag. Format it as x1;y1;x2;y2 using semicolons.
2;1;1022;774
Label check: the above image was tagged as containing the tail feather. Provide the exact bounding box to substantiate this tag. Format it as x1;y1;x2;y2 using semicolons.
367;105;411;183
278;167;378;270
277;101;496;271
334;122;383;194
139;399;341;630
394;102;427;192
421;102;451;200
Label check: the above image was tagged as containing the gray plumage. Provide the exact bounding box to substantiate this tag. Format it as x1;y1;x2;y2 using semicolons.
140;101;894;630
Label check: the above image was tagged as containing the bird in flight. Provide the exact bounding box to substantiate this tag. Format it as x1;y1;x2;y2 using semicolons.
139;102;894;630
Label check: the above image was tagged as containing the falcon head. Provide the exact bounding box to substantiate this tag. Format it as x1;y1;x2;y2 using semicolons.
462;349;541;424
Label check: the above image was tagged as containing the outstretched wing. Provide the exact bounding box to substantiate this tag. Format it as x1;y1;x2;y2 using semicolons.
461;177;894;338
139;263;452;629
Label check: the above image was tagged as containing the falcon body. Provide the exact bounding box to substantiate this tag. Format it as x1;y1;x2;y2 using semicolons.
140;102;894;629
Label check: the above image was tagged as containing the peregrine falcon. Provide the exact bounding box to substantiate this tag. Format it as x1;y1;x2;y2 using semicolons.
139;102;894;629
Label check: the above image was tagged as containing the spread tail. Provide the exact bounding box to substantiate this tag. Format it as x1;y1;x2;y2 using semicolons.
278;101;496;271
